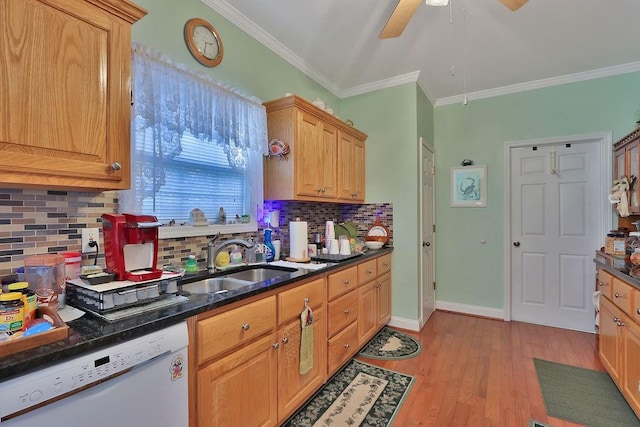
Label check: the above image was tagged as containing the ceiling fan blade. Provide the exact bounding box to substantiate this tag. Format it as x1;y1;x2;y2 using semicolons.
499;0;528;11
379;0;422;39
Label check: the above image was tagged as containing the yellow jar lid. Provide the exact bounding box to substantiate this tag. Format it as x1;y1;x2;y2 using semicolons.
0;292;23;302
7;282;29;291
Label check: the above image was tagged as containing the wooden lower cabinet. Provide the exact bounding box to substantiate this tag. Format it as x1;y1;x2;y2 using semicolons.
197;333;278;427
598;268;640;418
599;296;624;384
624;319;640;413
327;321;359;375
277;304;326;422
358;272;392;345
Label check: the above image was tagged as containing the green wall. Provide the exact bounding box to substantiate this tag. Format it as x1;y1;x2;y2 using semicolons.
434;72;640;310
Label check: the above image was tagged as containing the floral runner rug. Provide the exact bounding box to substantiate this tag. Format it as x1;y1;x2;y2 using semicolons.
358;326;422;360
282;359;414;427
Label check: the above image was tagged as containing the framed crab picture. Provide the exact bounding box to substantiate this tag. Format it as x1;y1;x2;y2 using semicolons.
450;165;487;207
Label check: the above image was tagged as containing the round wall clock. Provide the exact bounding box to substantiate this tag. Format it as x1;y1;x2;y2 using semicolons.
184;17;223;67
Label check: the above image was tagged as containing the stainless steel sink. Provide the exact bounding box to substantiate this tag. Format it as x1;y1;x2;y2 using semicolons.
223;266;295;283
182;266;297;295
182;277;254;294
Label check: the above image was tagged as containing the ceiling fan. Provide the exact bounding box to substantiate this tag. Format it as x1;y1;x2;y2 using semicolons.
379;0;528;39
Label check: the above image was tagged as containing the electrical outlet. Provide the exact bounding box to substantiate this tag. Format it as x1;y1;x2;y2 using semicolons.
81;228;100;253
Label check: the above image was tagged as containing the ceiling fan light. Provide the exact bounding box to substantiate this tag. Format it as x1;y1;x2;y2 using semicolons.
425;0;449;6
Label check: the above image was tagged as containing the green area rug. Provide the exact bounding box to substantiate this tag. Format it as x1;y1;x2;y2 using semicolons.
282;359;414;427
534;358;640;427
358;326;422;360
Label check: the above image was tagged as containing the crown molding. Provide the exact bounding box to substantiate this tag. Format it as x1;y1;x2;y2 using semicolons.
201;0;342;96
434;61;640;107
340;71;421;98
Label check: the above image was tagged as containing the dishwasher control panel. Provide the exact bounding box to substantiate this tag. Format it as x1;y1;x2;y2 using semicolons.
0;321;187;421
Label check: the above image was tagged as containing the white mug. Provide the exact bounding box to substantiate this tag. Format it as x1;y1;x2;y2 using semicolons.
329;238;340;255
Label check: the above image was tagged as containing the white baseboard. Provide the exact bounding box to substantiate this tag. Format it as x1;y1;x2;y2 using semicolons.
388;316;421;332
435;300;505;320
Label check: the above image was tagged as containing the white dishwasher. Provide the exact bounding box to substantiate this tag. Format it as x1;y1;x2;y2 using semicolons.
0;321;188;427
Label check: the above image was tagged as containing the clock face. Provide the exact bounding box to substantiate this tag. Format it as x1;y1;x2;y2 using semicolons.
193;25;219;60
184;18;223;67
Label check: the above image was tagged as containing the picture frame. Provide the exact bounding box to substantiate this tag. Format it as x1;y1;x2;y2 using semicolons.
450;165;487;207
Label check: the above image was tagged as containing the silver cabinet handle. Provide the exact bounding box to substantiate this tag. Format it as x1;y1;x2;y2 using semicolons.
344;309;350;315
343;279;350;285
273;342;279;349
344;343;350;349
367;269;373;274
282;337;289;344
637;308;640;315
598;281;605;287
615;292;622;299
242;323;250;331
111;162;122;170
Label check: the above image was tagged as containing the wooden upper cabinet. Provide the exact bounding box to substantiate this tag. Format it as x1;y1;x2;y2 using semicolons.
264;95;366;203
0;0;146;190
337;131;365;202
614;129;640;214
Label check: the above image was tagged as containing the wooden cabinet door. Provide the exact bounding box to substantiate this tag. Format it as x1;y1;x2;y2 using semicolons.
358;280;377;345
197;333;278;427
295;110;322;197
629;141;640;212
327;320;358;376
623;319;640;417
598;269;613;300
0;0;145;190
319;123;338;198
277;305;327;423
600;297;623;385
337;132;365;201
377;272;392;327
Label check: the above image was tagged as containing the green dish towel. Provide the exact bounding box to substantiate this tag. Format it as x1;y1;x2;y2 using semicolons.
299;306;314;375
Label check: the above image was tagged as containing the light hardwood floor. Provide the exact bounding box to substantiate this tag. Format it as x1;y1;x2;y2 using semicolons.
358;311;603;427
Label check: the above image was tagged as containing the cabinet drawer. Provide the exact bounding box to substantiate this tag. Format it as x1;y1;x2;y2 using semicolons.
612;278;634;316
377;253;392;275
327;266;358;301
278;278;325;325
327;321;358;375
358;260;377;285
598;269;613;300
197;296;276;362
327;291;358;338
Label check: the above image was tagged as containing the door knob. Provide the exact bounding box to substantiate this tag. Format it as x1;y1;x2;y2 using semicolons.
423;242;431;247
513;241;520;247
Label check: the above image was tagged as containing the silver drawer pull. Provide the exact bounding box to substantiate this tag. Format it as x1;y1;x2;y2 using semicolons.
273;342;279;349
344;309;350;315
282;337;289;344
598;281;605;287
367;269;373;274
344;343;350;349
615;292;623;299
242;323;250;331
343;279;350;285
111;162;122;170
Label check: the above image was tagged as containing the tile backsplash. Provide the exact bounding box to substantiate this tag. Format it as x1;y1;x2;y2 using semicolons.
0;189;392;277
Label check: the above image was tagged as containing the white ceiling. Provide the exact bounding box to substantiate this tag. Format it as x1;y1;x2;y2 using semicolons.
203;0;640;105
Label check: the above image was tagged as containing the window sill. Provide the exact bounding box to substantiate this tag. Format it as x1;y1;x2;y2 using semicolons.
159;222;258;240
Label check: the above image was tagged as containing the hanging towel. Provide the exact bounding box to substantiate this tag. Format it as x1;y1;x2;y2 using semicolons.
299;305;314;375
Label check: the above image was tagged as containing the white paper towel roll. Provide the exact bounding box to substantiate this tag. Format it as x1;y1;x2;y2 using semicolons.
289;220;308;259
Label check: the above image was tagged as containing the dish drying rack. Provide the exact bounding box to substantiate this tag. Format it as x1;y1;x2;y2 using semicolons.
66;273;182;314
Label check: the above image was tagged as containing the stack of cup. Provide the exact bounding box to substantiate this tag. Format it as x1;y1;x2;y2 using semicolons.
329;238;340;255
339;236;351;255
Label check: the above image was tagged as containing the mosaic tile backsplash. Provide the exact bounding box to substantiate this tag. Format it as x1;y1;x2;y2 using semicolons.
0;189;392;277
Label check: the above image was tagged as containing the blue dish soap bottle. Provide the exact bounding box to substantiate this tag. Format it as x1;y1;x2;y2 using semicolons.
264;228;275;262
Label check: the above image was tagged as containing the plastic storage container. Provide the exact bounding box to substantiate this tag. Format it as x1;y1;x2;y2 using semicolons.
627;232;640;256
24;254;65;308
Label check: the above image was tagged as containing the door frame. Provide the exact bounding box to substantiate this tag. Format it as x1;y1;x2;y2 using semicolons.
503;132;612;321
419;137;436;328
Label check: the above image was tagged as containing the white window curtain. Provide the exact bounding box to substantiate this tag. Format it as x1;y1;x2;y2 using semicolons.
120;43;267;232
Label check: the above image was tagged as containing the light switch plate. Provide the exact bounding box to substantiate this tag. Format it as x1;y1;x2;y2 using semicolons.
81;228;99;253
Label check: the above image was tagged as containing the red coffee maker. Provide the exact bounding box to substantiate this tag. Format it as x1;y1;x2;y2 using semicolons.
102;213;163;282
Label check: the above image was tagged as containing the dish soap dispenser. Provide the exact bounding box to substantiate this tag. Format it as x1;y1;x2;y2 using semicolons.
264;228;275;262
185;254;198;274
230;245;243;264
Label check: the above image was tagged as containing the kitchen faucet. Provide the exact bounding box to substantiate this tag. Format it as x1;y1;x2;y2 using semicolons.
207;234;255;273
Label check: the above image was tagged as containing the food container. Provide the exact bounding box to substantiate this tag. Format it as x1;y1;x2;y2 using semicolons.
626;232;640;256
24;254;65;307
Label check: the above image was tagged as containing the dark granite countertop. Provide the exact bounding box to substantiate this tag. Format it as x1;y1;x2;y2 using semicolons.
0;247;393;383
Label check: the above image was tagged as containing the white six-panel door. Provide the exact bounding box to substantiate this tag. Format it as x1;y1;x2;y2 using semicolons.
509;137;607;332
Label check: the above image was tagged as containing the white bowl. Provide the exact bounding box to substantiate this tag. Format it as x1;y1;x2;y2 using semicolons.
365;241;384;250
